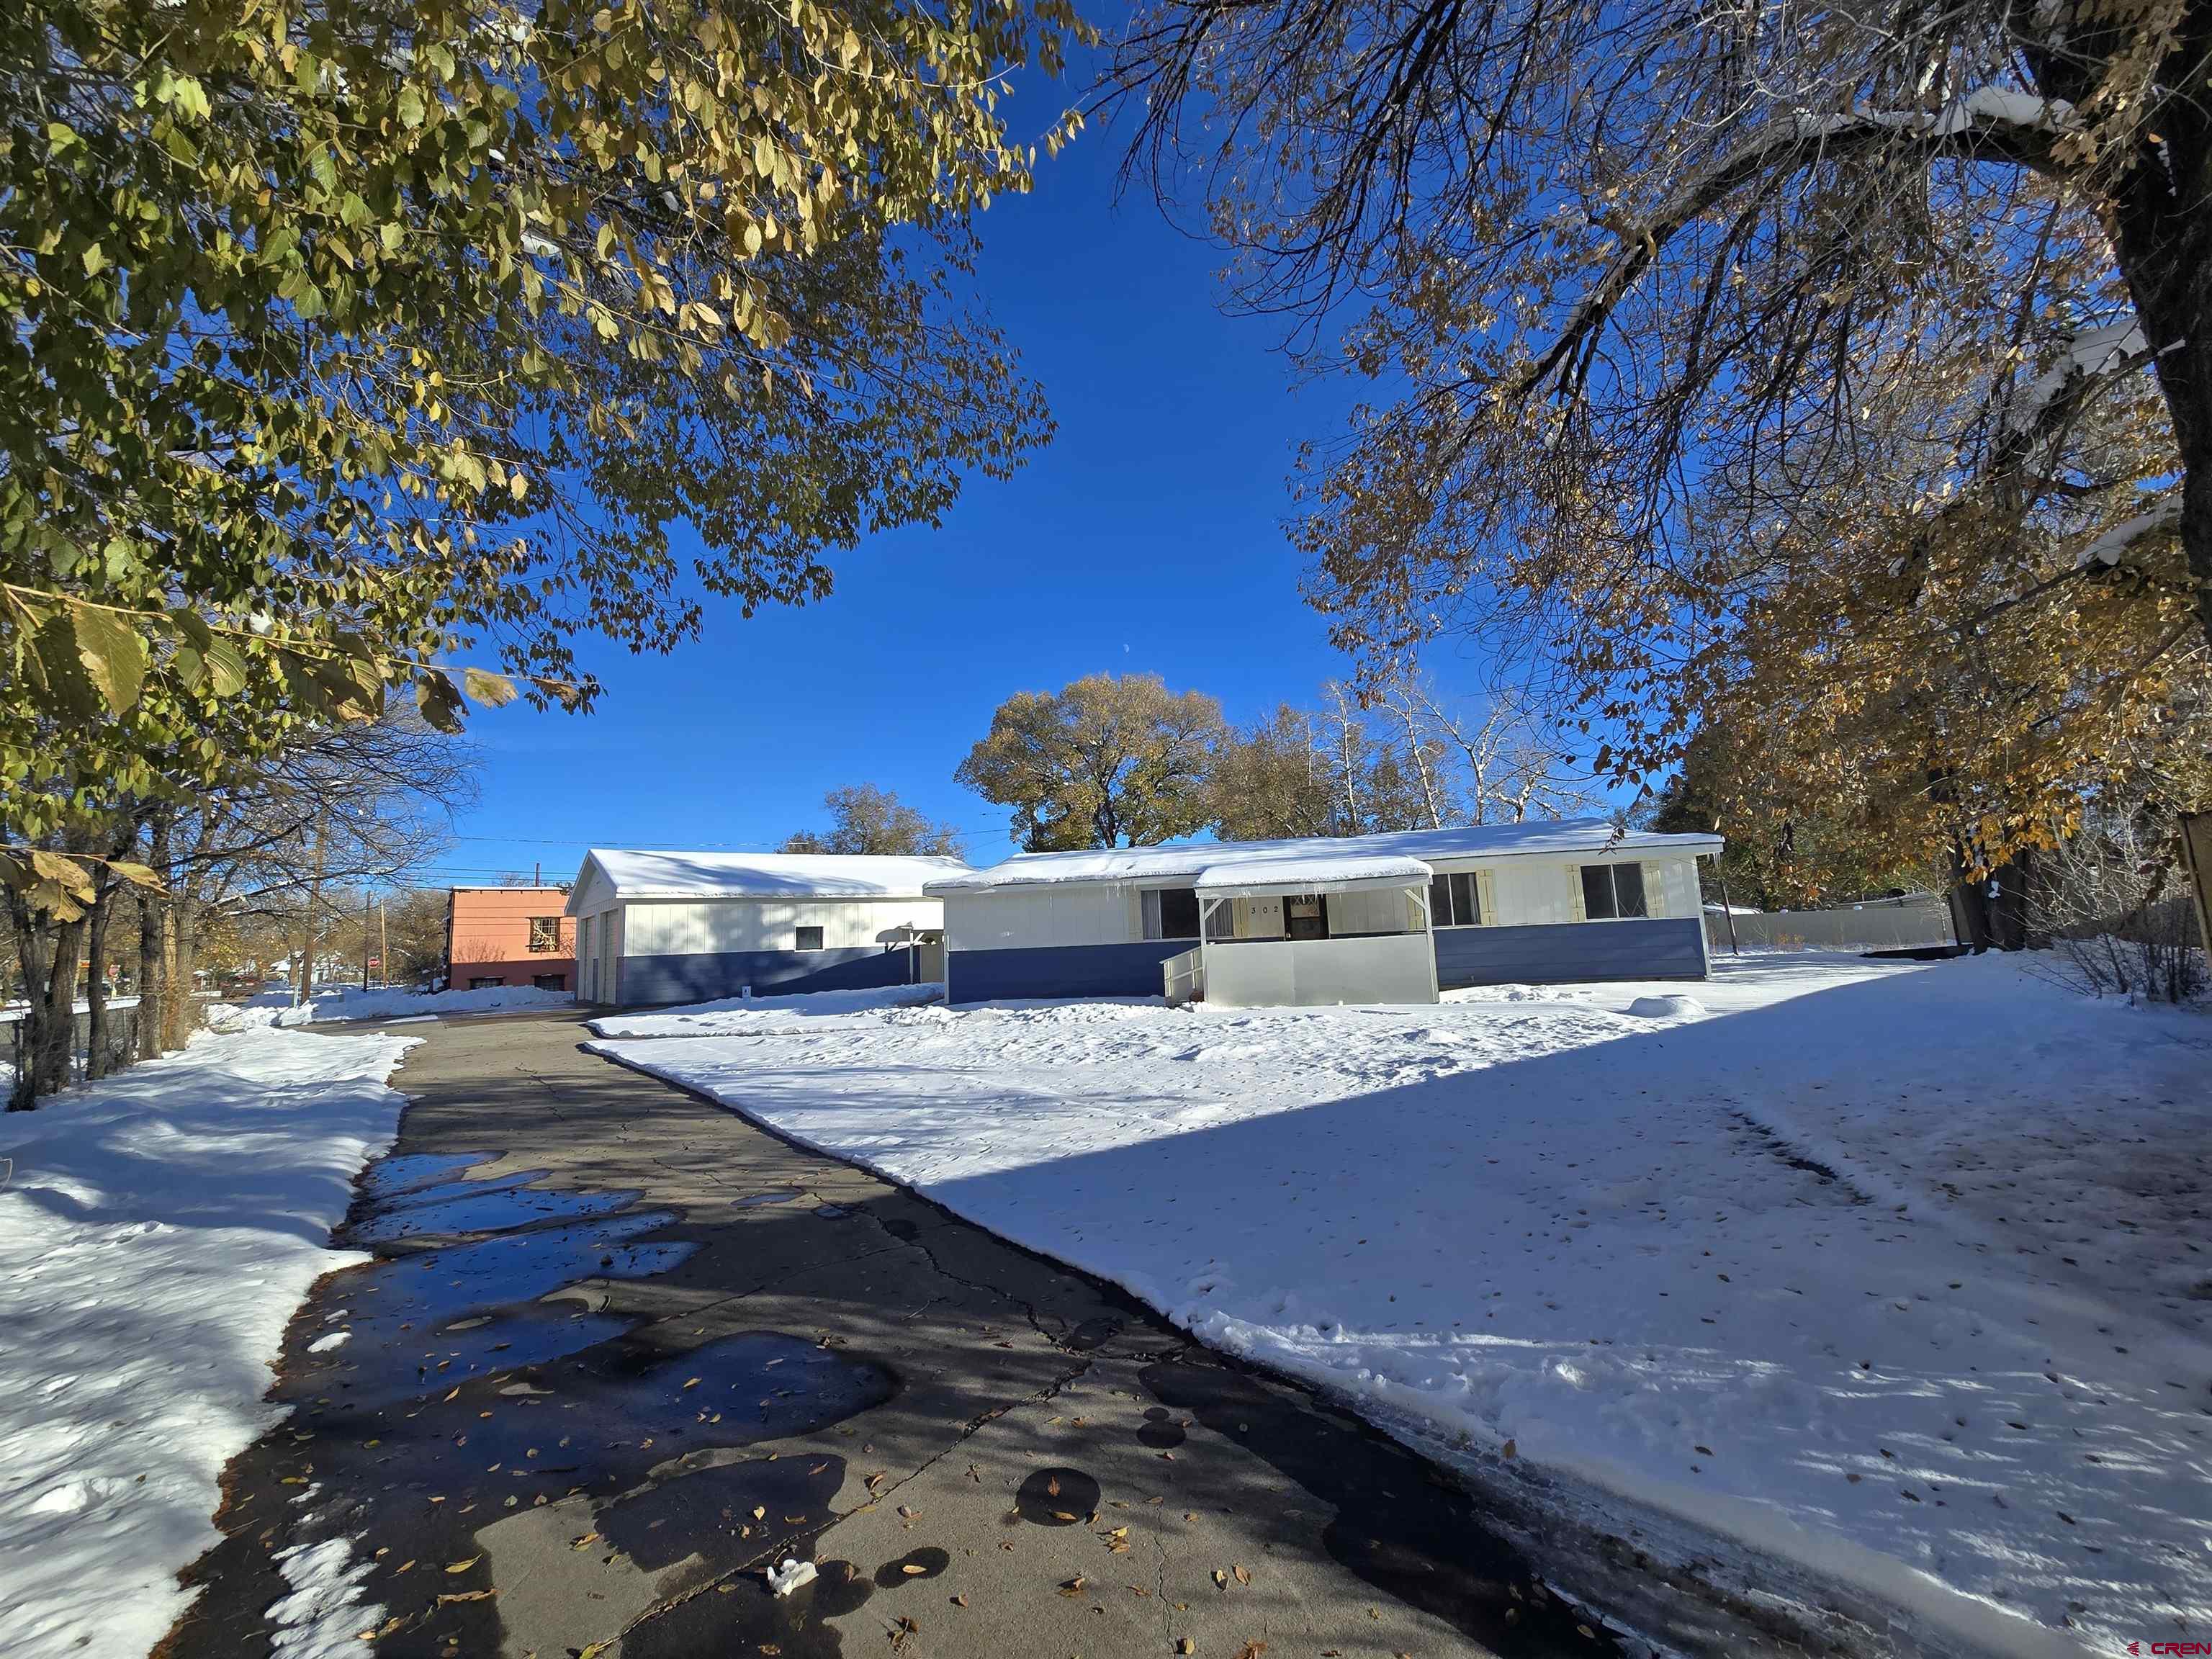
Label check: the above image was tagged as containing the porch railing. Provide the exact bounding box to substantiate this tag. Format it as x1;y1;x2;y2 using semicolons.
1161;947;1205;1006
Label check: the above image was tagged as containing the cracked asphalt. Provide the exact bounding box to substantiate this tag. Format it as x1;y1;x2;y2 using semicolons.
157;1011;1635;1659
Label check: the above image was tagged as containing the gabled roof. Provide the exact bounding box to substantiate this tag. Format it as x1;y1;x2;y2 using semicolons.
567;850;970;912
925;819;1720;894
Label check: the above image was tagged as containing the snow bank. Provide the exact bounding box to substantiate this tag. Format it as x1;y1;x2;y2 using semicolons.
210;983;572;1030
0;1025;416;1659
595;953;2212;1655
586;981;943;1040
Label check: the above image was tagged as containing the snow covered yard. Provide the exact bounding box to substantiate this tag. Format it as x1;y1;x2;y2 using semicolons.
217;981;573;1029
593;953;2212;1657
0;1022;417;1659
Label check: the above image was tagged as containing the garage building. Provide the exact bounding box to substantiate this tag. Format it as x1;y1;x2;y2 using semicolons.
567;850;966;1007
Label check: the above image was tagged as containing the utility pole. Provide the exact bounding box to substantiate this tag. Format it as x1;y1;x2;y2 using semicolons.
362;891;372;989
379;899;390;992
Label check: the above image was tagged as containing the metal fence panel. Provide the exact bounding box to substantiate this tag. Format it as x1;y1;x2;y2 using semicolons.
1703;893;1959;955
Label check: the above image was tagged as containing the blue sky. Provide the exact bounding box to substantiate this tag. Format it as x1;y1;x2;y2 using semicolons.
429;106;1388;886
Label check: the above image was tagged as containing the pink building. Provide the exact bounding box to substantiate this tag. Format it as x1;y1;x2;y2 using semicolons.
444;886;576;992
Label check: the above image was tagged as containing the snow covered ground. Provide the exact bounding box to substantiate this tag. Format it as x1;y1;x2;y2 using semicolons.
588;980;941;1038
0;1024;417;1659
213;981;573;1029
594;953;2212;1658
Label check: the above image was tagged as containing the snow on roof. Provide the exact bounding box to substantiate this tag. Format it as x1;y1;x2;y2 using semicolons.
1195;853;1431;894
571;850;970;907
927;819;1719;894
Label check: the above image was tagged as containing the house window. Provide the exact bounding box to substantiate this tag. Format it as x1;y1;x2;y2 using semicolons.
1578;863;1648;920
1428;871;1483;927
468;975;503;990
528;916;561;953
533;972;567;991
1141;886;1201;940
795;925;825;951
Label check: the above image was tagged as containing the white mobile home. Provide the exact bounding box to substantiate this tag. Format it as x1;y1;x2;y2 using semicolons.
924;821;1723;1007
567;850;968;1007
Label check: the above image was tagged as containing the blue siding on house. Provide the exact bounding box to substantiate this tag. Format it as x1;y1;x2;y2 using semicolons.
617;945;920;1007
946;940;1189;1004
1431;918;1706;987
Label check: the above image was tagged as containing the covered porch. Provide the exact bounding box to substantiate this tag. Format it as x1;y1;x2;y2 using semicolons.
1163;853;1439;1008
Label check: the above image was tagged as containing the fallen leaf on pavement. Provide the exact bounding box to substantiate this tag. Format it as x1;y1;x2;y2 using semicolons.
445;1557;478;1574
1057;1576;1087;1598
1231;1564;1250;1586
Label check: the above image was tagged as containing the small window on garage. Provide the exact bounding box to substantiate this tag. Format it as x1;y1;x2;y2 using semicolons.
468;975;503;990
795;925;825;951
528;916;561;953
1428;871;1484;927
533;972;567;991
1578;863;1648;920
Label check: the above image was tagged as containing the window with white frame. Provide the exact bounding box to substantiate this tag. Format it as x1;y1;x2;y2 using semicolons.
528;915;561;953
794;925;825;951
1141;886;1202;940
1577;863;1648;920
1428;871;1484;927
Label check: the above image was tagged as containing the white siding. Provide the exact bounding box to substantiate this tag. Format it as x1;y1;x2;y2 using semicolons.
942;886;1137;952
623;897;943;957
944;852;1709;953
1652;855;1701;919
1424;853;1701;927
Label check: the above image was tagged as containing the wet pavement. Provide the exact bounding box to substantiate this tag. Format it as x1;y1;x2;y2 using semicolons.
156;1011;1650;1659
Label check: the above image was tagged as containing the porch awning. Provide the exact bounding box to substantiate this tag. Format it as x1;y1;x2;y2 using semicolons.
1193;853;1434;898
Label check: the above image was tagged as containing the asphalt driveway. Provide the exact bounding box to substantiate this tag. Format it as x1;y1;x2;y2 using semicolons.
156;1010;1632;1659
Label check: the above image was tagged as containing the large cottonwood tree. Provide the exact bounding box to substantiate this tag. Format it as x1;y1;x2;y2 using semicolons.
1114;0;2211;869
2;0;1082;912
958;674;1226;849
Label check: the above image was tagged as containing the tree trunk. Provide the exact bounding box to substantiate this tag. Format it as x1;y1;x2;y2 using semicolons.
2085;39;2212;649
83;884;113;1082
1986;850;2034;953
31;914;88;1097
297;809;328;1007
135;813;172;1062
1946;842;1993;953
6;896;50;1109
163;892;198;1053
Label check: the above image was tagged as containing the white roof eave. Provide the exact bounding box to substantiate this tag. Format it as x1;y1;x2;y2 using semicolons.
1195;858;1432;896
